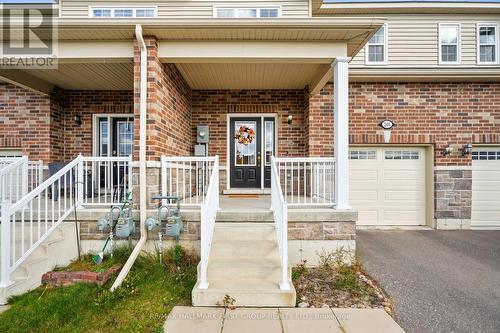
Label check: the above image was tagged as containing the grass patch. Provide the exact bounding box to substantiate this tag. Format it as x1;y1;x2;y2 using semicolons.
0;245;197;333
53;246;132;273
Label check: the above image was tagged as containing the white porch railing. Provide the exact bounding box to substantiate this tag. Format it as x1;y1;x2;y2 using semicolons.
0;157;28;207
80;156;133;206
270;157;291;290
196;156;219;289
0;155;134;287
161;156;216;206
0;157;81;287
273;157;335;206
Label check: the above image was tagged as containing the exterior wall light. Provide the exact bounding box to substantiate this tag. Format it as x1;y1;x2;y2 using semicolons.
460;143;473;156
73;115;82;127
442;144;454;156
287;115;293;125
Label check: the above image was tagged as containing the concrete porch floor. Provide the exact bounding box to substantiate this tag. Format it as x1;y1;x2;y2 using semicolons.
164;306;405;333
219;195;272;212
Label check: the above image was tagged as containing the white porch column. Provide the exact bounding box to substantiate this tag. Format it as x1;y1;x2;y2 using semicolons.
332;57;351;210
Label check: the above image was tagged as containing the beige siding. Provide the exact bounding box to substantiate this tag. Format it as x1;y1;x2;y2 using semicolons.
350;14;500;68
61;0;310;18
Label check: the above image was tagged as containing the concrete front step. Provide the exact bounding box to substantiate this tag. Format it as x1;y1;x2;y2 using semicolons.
210;239;278;258
193;222;296;307
0;222;77;304
192;278;296;307
212;223;276;241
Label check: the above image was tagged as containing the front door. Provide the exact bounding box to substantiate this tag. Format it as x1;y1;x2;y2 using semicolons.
96;116;134;199
230;118;261;188
229;117;276;188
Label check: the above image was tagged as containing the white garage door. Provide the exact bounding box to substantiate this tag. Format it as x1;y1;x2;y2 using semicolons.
349;147;427;226
472;148;500;228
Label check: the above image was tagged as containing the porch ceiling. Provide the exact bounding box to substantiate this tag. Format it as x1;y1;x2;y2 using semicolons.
176;63;329;90
12;63;134;91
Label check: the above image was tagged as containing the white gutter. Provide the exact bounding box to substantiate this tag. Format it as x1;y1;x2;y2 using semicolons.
110;24;147;291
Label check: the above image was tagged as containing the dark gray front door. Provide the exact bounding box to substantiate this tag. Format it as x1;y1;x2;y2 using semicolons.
230;118;261;188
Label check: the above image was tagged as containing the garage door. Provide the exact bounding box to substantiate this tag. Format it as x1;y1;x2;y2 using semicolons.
471;148;500;228
349;147;427;226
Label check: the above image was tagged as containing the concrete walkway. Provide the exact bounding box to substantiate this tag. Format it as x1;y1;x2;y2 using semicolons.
164;306;405;333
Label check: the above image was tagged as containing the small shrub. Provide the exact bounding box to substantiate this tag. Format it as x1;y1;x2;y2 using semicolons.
292;260;308;281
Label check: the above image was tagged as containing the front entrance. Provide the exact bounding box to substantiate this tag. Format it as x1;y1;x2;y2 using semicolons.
93;114;134;199
229;116;275;188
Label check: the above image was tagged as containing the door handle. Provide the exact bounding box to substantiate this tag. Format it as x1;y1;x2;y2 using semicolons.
257;152;261;167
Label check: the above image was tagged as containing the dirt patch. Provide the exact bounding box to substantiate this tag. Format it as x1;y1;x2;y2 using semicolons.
292;249;394;316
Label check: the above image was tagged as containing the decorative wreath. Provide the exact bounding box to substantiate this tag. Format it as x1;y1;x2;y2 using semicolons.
234;126;255;145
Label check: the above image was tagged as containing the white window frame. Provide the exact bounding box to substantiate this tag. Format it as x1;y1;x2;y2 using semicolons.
213;6;281;18
89;6;157;18
476;23;499;65
365;24;388;65
438;23;461;65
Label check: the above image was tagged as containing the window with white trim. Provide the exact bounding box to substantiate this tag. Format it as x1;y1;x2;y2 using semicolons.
439;24;460;64
214;7;280;18
349;150;376;160
90;7;156;18
385;150;419;160
472;151;500;160
477;24;499;64
366;25;387;64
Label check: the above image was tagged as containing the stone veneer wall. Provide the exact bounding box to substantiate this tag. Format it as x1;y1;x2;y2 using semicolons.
434;169;472;229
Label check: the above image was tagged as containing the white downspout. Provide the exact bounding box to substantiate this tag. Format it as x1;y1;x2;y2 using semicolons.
110;24;148;291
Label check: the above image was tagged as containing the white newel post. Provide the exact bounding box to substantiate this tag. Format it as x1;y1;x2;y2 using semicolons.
1;201;12;288
77;154;84;207
332;57;351;210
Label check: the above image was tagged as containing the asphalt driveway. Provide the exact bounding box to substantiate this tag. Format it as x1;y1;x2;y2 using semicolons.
357;230;500;333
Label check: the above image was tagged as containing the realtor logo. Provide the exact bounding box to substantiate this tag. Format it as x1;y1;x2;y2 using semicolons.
0;4;58;68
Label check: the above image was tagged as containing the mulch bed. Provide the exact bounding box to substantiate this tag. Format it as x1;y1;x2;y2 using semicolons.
292;251;394;316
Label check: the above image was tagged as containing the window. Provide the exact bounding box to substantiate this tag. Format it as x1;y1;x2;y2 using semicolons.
90;7;157;18
264;120;274;166
385;150;419;160
472;151;500;160
477;24;499;64
439;24;460;64
214;7;280;18
366;25;387;64
349;150;376;160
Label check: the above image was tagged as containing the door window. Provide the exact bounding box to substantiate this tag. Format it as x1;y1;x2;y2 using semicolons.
234;121;257;166
264;120;274;166
117;121;134;157
99;119;109;157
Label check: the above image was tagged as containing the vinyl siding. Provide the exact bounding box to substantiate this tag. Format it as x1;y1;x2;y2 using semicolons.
350;14;500;68
61;0;310;18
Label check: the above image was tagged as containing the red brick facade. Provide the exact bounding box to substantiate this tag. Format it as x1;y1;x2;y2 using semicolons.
309;82;500;165
134;37;192;160
0;84;132;163
191;89;309;164
0;84;56;162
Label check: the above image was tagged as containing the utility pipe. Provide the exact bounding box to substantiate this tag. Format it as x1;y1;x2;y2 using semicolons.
110;24;148;291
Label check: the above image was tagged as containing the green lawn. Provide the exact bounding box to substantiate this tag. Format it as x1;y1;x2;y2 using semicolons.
0;246;197;333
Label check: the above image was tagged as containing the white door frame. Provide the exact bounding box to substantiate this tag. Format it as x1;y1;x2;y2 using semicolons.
226;113;278;190
92;114;134;157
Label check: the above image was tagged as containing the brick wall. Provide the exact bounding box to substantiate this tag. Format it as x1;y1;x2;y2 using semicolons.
135;37;192;161
191;89;309;164
63;90;133;159
0;84;54;162
310;82;500;165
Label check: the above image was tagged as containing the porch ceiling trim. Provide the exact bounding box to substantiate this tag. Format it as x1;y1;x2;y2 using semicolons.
158;41;347;64
56;41;133;63
0;69;54;95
